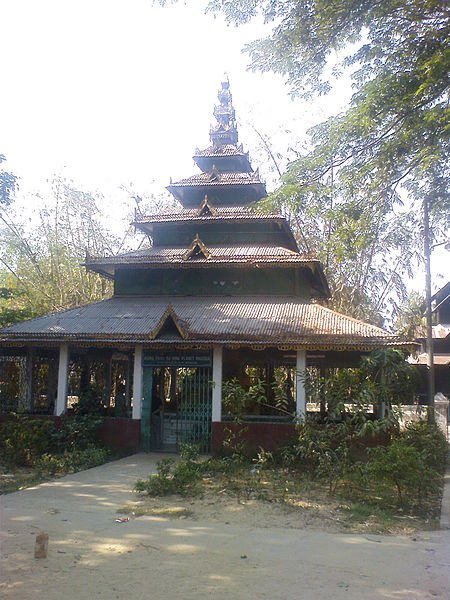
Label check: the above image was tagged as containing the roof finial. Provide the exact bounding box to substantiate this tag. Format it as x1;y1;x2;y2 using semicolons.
210;77;238;147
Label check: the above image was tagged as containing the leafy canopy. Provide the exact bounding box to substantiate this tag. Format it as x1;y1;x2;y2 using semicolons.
157;1;449;322
205;0;449;322
0;154;17;207
207;0;450;207
0;177;118;324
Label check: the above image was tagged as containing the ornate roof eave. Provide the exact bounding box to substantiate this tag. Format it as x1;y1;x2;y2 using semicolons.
167;179;266;190
133;210;284;225
83;255;323;268
193;143;247;159
0;333;418;353
0;295;415;351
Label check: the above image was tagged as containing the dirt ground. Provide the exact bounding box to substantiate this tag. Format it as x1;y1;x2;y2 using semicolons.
1;453;449;599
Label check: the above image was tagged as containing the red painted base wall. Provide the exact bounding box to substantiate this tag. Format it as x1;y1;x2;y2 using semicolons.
98;418;141;452
0;414;141;453
211;421;297;456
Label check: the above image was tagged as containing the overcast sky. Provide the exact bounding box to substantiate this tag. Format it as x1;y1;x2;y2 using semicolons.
0;0;447;289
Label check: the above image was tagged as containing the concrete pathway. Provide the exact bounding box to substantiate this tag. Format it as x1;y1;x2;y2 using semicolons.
1;454;450;599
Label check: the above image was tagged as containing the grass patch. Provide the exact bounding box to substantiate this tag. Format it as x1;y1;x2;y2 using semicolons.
0;468;45;494
134;452;444;534
343;502;422;532
0;448;120;494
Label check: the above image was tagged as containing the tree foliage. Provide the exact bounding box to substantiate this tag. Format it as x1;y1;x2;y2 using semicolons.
0;177;121;324
164;0;450;323
208;0;449;205
394;292;426;338
0;154;18;207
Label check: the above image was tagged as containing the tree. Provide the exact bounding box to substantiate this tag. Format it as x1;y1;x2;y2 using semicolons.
160;0;449;323
264;175;421;323
394;292;426;339
0;154;17;207
207;0;449;221
0;177;122;323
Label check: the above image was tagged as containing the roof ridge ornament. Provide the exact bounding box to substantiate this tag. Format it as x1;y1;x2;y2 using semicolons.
150;303;188;340
183;234;211;261
197;194;217;217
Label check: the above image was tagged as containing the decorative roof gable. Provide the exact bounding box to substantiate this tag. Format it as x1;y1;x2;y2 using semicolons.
150;304;187;340
183;234;211;261
197;195;217;217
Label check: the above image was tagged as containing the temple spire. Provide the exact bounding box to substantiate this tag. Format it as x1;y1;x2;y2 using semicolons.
210;77;239;147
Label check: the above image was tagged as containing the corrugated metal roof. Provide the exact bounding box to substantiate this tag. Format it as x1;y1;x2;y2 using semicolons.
85;244;314;266
0;296;411;349
135;206;283;224
169;171;263;187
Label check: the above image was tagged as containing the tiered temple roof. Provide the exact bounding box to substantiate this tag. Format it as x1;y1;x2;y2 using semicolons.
0;79;413;351
167;79;265;206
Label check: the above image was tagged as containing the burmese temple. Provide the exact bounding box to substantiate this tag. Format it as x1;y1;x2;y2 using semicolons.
0;81;412;454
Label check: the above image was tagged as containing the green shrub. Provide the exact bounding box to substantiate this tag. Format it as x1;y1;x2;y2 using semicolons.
0;415;57;467
275;437;302;467
35;447;110;476
0;412;106;469
368;440;425;507
368;423;447;511
34;453;63;476
62;447;110;471
135;458;179;496
73;384;104;415
295;419;354;494
51;414;104;452
401;421;448;473
135;444;203;497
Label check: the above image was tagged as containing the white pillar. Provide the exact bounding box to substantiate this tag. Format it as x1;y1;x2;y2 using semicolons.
212;345;223;422
132;345;143;420
296;349;306;419
55;343;69;416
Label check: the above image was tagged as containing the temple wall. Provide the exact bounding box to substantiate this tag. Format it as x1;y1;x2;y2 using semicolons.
211;421;297;455
114;266;308;297
0;414;141;453
98;417;141;452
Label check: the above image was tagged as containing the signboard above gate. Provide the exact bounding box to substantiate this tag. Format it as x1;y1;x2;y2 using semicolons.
143;350;212;368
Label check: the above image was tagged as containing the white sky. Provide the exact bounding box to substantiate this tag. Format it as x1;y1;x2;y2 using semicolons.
0;0;448;291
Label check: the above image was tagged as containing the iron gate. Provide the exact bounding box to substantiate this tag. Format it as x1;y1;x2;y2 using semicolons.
175;367;212;453
141;351;213;453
